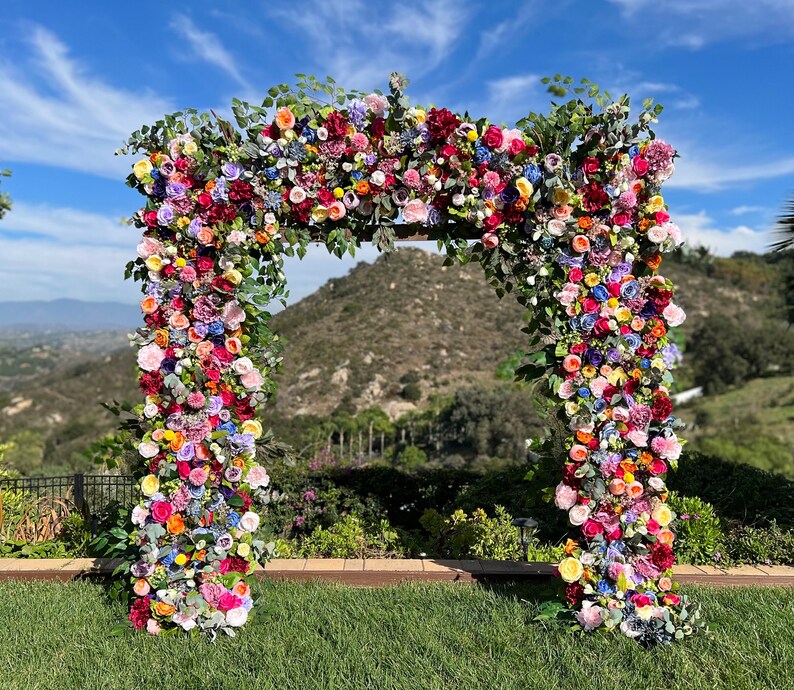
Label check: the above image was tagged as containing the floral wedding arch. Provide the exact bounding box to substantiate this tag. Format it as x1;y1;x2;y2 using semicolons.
120;73;704;643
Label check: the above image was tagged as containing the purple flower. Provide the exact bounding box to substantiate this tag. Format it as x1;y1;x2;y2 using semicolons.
156;206;174;226
222;162;243;180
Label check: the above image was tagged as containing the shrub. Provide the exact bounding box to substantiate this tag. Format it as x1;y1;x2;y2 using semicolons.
401;382;422;402
724;521;794;565
420;506;523;560
667;493;724;565
397;446;427;471
0;539;70;558
299;514;405;558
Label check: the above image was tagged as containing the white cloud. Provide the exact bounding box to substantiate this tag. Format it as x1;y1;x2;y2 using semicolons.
609;0;794;47
484;74;542;123
677;210;772;255
666;152;794;192
730;205;767;216
265;0;469;90
0;26;174;178
170;14;251;91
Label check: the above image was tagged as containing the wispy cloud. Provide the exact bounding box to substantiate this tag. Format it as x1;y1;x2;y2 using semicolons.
666;152;794;192
730;205;767;216
0;26;174;178
265;0;469;90
608;0;794;48
678;210;772;255
170;14;251;91
483;74;542;123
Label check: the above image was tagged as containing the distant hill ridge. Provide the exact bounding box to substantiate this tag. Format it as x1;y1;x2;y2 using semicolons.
0;299;140;331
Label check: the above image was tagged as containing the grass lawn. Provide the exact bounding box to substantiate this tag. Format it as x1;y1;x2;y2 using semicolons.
0;580;791;690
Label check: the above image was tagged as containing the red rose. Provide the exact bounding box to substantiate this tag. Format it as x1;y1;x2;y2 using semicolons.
633;156;649;176
317;188;335;206
440;144;458;159
580;182;609;211
483;212;503;231
662;593;681;606
592;318;611;337
646;519;660;534
482;125;504;149
196;257;215;273
569;268;583;282
197;192;213;208
570;342;587;355
652;396;673;421
177;461;191;480
607;282;621;298
217;592;243;612
508;137;526;156
128;596;152;630
582;298;600;314
606;528;622;542
631;593;653;608
221;390;236;406
656;210;670;224
650;543;675;571
648;458;668;476
426;108;460;141
582;157;600;175
174;157;190;172
166;401;183;415
228;179;253;202
562;463;582;488
564;582;585;606
290;198;314;225
151;501;173;524
139;371;163;395
262;124;279;139
612;212;631;226
526;145;539;156
236;490;253;511
581;519;604;539
206;369;221;382
371;117;386;139
467;175;479;188
144;211;159;227
324;111;349;138
213;347;234;364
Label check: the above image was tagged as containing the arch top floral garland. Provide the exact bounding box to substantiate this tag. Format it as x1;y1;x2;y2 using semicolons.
121;73;704;643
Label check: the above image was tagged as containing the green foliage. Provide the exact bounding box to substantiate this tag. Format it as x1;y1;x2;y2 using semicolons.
401;382;422;402
396;445;427;471
299;514;404;558
0;538;70;558
667;493;724;565
0;167;10;220
725;521;794;565
420;506;522;560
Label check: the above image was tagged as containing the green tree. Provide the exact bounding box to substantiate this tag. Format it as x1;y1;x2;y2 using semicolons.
0;168;10;219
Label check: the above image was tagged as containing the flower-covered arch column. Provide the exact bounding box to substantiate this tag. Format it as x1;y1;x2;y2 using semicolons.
120;73;703;642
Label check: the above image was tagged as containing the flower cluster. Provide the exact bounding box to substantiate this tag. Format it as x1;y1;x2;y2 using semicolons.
124;74;701;642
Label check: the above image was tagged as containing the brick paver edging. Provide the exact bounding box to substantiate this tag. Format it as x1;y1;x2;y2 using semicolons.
0;558;792;586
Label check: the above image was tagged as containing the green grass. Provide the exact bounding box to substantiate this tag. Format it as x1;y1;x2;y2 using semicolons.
0;581;791;690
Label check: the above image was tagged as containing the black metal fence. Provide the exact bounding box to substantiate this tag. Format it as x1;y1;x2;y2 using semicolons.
0;473;137;528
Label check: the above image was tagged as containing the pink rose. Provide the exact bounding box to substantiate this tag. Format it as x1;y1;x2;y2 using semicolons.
555;483;578;510
217;592;243;612
557;380;575;400
581;519;604;539
632;156;649;176
246;464;270;490
481;233;499;249
364;93;388;116
482;125;503;149
647;224;668;243
180;265;197;282
625;428;648;447
575;602;604;632
241;369;265;390
651;435;682;460
137;237;164;259
199;582;225;608
402;199;428;224
150;501;173;524
222;300;246;330
137;343;165;372
662;302;686;327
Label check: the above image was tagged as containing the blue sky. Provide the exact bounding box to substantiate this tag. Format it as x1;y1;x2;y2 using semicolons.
0;0;792;304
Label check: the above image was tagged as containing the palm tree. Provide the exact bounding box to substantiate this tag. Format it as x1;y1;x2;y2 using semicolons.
771;193;794;251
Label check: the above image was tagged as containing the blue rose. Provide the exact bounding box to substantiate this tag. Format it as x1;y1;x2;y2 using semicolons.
591;285;609;302
594;399;607;413
597;579;616;595
474;146;492;164
500;186;520;205
624;333;642;350
351;170;364;181
218;421;238;435
208;321;225;336
578;387;591;399
160;549;176;566
640;302;657;318
302;126;316;144
580;314;598;331
628;145;640;158
226;511;240;528
264;167;279;180
586;349;603;366
523;164;542;184
640;358;651;368
620;280;640;300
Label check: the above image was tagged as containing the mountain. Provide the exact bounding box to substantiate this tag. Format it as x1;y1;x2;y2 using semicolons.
0;299;140;331
0;247;791;475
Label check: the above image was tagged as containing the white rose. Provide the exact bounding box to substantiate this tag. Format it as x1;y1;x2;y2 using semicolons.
647;225;668;243
238;511;260;533
236;542;251;558
452;194;465;206
226;607;248;627
232;357;254;375
143;403;159;419
370;170;386;186
568;504;590;526
138;441;160;458
131;505;149;527
289;187;307;204
316;127;328;141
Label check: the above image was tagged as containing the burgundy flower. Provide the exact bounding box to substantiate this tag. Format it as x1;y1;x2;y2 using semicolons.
651;543;675;571
652;396;673;421
128;597;151;630
426;108;460;141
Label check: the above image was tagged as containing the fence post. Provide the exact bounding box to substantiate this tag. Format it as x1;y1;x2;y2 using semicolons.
73;473;87;517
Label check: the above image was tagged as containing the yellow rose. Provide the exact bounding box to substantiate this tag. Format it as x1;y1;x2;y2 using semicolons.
236;543;251;558
133;159;153;181
515;177;534;198
412;108;427;123
145;256;163;272
607;297;619;309
552;187;571;205
224;269;243;285
608;368;628;386
623;471;635;483
652;504;673;527
183;140;198;156
311;207;329;223
141;474;159;497
646;195;664;213
558;557;584;583
584;273;600;287
615;307;632;322
163;429;175;441
242;419;263;439
564;401;580;417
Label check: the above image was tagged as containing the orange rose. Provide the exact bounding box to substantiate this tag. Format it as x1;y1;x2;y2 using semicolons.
651;323;667;338
188;327;204;343
153;601;176;617
355;180;370;196
169;433;185;452
513;197;528;212
578;216;593;230
576;430;593;444
255;231;270;244
196;341;214;359
194;549;207;561
154;329;169;347
571;235;590;253
169;313;190;330
140;296;159;314
225;337;242;354
645;253;662;270
205;180;216;192
275;107;296;130
232;456;246;468
167;514;185;535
